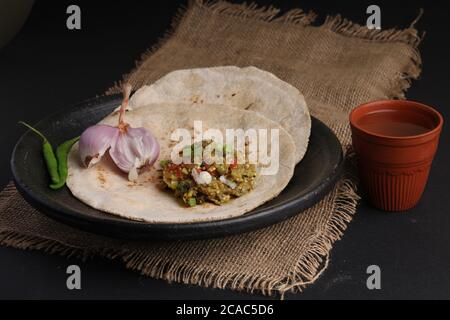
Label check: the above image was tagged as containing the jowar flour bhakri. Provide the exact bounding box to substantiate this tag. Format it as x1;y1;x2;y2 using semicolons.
129;66;311;164
23;66;311;224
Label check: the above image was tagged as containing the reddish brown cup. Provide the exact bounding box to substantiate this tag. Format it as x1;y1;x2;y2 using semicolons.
349;100;443;211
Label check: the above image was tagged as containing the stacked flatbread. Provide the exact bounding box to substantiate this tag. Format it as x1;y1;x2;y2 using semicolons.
67;66;311;223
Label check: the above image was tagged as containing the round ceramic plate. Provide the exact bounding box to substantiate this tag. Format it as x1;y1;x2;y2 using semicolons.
11;95;343;240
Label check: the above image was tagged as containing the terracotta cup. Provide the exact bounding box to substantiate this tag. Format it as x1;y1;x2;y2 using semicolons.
349;100;443;211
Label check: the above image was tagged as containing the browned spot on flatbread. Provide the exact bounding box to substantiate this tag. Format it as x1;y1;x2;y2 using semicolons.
146;175;160;183
200;202;216;209
244;102;254;110
96;165;107;187
97;172;106;186
127;179;145;187
191;95;200;103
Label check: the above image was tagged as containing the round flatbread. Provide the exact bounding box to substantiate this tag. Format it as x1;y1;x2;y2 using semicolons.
129;66;310;164
67;103;296;223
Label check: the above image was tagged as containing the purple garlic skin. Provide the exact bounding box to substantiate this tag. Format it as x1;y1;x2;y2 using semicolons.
79;124;118;168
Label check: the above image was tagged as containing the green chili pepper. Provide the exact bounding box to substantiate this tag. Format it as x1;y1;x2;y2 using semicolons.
19;121;60;184
49;136;80;190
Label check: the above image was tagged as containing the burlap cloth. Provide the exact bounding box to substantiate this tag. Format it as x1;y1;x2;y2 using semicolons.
0;1;422;297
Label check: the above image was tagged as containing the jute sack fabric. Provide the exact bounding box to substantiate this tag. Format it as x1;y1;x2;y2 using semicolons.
0;0;422;297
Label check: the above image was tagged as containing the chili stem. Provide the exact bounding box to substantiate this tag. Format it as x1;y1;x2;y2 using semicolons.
19;121;48;142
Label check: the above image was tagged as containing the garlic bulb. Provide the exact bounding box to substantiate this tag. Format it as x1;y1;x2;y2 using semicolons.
78;83;159;181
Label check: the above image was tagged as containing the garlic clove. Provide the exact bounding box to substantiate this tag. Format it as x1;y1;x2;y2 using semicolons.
126;127;160;166
79;124;118;168
128;158;140;182
109;127;160;175
192;168;212;185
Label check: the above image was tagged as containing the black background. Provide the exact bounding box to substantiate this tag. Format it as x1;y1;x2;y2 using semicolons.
0;0;449;299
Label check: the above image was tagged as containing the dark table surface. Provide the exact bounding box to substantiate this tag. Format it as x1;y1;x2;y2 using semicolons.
0;0;449;300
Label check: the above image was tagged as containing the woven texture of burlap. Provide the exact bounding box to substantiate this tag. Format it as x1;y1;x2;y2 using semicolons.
0;1;422;297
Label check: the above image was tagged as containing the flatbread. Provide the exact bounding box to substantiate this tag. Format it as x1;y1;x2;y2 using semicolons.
129;66;310;164
67;103;296;223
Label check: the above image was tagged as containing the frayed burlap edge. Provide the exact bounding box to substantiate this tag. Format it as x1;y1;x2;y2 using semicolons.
0;157;360;298
1;0;422;298
106;0;423;96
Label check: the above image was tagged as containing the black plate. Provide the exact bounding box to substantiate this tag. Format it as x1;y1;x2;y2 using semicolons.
11;95;343;240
